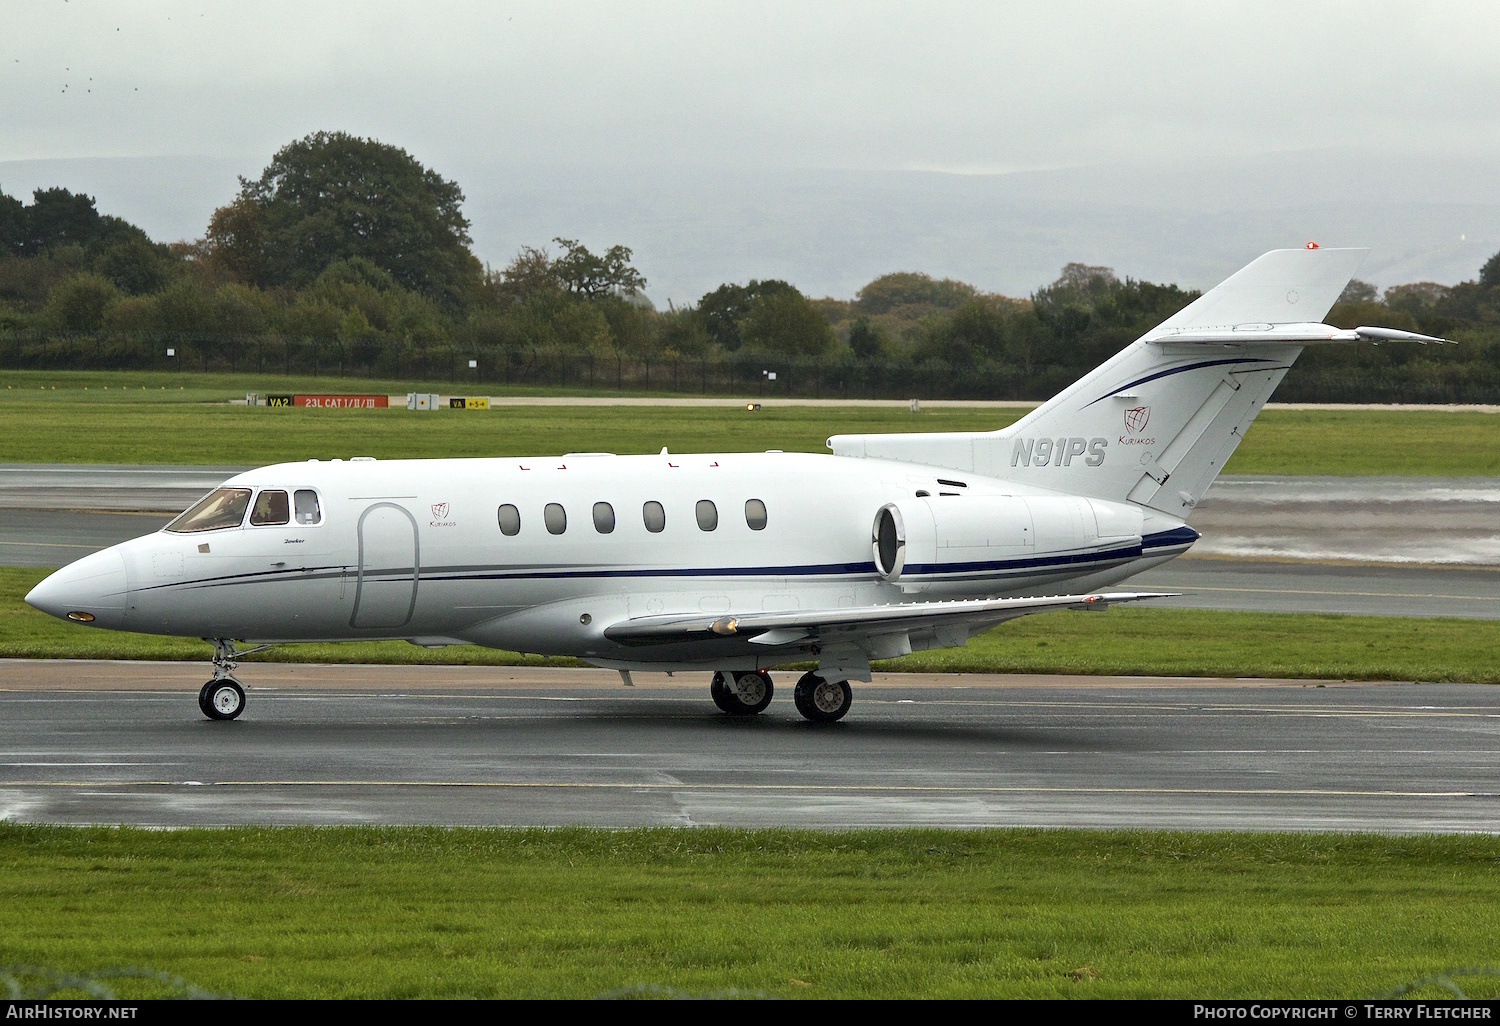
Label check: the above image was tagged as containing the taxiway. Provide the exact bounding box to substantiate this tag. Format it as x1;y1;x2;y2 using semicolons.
1;661;1496;832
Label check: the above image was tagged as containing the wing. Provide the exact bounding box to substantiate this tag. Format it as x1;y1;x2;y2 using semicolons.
602;591;1175;648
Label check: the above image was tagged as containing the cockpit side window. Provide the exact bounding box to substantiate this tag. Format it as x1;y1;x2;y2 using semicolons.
250;489;291;526
294;489;321;525
164;488;252;534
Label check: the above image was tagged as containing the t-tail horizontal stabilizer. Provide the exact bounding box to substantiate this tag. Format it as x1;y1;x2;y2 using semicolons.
828;246;1450;518
1149;325;1450;345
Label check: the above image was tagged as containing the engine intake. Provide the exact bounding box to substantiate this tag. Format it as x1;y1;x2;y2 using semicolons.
872;504;906;580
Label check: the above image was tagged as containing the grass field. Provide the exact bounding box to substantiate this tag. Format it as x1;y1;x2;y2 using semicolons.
2;824;1498;999
4;567;1496;683
1;369;1497;474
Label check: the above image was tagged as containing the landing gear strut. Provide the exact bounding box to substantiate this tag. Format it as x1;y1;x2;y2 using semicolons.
710;670;774;715
197;638;265;721
794;672;852;723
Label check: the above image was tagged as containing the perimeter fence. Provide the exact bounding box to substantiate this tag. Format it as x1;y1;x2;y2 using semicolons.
3;330;1497;403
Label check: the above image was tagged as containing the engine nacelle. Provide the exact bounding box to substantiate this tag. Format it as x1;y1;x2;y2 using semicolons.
872;493;1143;591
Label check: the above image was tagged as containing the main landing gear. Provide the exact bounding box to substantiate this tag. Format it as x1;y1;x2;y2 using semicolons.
794;672;852;723
710;670;774;715
708;669;854;722
197;638;266;721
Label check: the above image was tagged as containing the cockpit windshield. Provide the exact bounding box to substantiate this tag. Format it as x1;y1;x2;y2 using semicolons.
164;488;252;534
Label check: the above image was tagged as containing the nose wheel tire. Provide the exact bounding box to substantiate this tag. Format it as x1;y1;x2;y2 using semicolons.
794;672;852;723
710;670;773;715
199;679;246;721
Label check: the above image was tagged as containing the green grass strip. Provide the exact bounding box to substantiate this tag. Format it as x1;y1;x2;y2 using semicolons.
4;566;1498;682
3;825;1500;999
2;369;1499;474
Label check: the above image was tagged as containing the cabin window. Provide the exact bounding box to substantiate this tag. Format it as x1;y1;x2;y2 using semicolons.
643;501;665;533
497;504;521;536
592;502;615;534
544;503;567;535
164;487;252;534
744;498;768;530
696;499;718;531
294;489;321;525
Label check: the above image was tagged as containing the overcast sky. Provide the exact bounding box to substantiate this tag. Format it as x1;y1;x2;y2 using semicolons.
2;1;1498;297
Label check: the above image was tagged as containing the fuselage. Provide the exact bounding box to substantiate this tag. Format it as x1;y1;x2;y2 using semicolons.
25;450;1196;671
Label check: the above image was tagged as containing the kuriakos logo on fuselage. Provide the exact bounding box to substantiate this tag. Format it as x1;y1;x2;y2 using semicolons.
1011;437;1107;468
430;502;456;528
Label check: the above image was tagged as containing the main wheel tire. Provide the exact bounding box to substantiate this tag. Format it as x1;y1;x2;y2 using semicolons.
728;670;773;714
201;679;245;721
794;672;852;723
710;671;734;712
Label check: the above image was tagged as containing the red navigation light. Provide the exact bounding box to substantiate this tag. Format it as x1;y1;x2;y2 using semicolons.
1305;241;1320;249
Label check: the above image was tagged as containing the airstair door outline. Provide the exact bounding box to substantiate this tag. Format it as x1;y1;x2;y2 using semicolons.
350;503;420;629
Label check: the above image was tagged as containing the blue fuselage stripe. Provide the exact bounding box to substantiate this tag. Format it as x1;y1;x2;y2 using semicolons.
139;527;1197;593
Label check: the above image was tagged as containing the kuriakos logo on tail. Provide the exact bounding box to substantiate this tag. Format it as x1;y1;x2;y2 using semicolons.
1011;437;1108;468
1124;406;1150;433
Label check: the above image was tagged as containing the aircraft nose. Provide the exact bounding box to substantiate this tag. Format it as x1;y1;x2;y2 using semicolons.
25;548;129;626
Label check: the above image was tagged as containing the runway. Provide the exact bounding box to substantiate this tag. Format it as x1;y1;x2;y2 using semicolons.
1129;558;1500;619
1;661;1498;832
0;464;245;512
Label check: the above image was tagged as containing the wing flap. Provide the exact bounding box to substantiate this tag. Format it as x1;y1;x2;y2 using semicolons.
603;591;1175;646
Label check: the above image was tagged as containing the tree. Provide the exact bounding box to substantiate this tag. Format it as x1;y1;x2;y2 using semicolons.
1384;282;1451;316
44;272;118;331
698;282;752;350
0;190;23;255
1339;279;1378;303
657;305;711;357
220;131;482;306
848;316;883;359
22;188;104;254
855;271;976;316
95;234;170;295
1481;250;1500;291
740;288;837;358
698;279;799;351
550;238;647;299
937;298;1008;365
490;245;562;306
203;196;268;287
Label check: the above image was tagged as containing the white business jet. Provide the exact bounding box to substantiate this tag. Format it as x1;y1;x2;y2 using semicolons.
26;247;1443;723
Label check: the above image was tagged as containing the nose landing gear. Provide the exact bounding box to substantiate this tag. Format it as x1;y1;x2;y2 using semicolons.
197;638;268;721
710;670;774;715
199;678;246;720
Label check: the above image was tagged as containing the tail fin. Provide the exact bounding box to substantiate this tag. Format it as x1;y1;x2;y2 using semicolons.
829;247;1371;516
